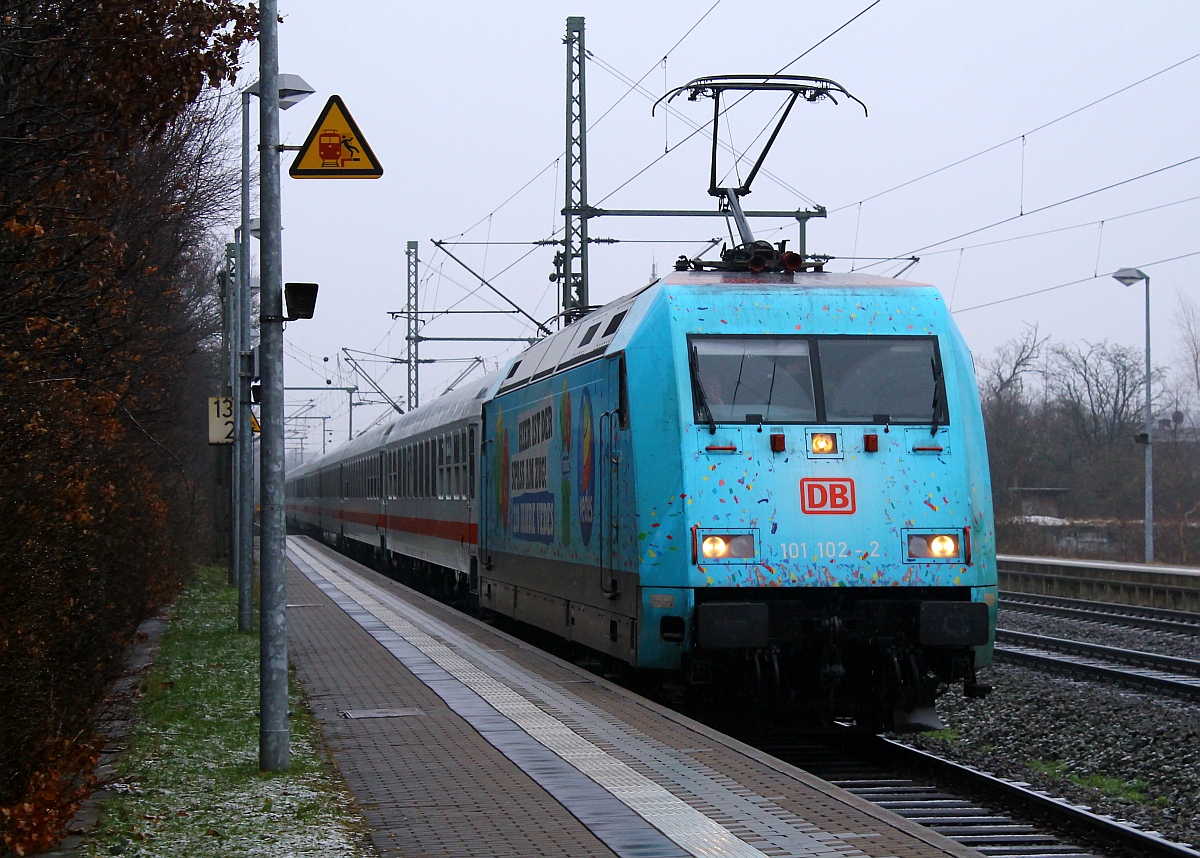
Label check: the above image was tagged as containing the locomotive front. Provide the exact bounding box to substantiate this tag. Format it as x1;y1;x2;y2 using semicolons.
627;270;996;731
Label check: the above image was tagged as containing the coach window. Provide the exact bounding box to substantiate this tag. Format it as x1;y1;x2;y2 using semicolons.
460;429;468;499
439;435;447;499
468;426;476;499
456;432;465;499
458;430;466;499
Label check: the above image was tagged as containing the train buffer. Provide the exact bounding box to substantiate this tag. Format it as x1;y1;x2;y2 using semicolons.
285;535;982;858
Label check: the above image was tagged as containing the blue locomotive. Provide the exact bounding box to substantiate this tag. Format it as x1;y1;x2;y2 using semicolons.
287;261;997;731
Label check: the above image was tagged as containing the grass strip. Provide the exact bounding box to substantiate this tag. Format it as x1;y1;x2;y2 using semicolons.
82;566;372;857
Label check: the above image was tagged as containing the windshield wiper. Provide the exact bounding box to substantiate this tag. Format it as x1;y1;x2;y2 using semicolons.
930;356;945;437
691;346;717;435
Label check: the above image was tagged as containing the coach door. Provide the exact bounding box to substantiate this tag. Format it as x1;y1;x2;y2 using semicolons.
599;359;622;598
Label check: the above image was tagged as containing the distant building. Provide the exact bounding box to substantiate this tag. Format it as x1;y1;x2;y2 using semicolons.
1008;487;1070;519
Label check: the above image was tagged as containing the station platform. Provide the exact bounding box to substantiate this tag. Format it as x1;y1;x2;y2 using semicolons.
285;536;982;858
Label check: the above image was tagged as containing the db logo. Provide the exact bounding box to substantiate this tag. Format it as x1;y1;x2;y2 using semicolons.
800;478;856;514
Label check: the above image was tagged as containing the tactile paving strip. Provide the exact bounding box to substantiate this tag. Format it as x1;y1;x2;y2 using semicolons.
289;538;920;858
286;559;618;857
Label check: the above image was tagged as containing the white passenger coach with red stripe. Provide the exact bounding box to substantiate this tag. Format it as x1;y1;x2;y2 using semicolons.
286;374;487;579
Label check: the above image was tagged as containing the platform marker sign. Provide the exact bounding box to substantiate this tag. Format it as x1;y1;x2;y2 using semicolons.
209;396;234;445
289;95;383;179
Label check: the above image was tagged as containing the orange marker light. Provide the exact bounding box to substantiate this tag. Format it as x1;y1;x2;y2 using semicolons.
811;433;837;454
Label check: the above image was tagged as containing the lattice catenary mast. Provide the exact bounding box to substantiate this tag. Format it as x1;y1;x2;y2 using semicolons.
560;16;589;324
406;240;419;410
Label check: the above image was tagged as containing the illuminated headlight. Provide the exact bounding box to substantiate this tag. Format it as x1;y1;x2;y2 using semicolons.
700;533;755;559
907;533;960;560
810;433;838;454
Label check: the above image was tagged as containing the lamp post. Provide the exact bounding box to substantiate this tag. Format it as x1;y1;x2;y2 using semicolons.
236;73;313;636
256;1;321;771
1113;267;1153;563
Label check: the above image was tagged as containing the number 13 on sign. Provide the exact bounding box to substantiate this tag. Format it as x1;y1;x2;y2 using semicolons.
208;396;234;445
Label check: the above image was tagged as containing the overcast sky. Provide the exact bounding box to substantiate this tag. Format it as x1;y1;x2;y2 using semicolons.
241;1;1200;459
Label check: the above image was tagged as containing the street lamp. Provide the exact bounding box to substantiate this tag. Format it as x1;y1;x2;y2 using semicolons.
1112;267;1153;563
235;73;315;636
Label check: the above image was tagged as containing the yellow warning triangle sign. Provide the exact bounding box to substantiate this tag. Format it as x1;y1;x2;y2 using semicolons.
250;411;261;434
289;95;383;179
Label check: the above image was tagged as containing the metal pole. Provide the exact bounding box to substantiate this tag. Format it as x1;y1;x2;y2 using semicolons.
226;242;241;589
238;90;255;633
406;241;419;411
221;256;235;584
258;0;288;772
1144;276;1154;563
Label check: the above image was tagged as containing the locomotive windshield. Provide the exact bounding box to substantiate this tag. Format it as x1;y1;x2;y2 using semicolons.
689;335;947;425
819;338;946;424
690;337;817;423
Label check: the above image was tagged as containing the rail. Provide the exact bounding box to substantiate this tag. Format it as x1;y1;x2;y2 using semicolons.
994;630;1200;700
1000;591;1200;635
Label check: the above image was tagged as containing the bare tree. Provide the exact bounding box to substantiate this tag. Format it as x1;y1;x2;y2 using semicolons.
1174;292;1200;410
1044;341;1153;445
979;324;1047;405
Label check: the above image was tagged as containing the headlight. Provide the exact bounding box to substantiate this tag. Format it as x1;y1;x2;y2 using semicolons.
929;534;957;557
811;432;838;454
907;532;960;560
700;533;755;560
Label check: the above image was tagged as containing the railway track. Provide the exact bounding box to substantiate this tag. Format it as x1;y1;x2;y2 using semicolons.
750;734;1200;858
993;629;1200;700
1000;591;1200;636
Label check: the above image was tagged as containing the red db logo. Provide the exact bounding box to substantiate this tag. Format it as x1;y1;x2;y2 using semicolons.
800;478;856;514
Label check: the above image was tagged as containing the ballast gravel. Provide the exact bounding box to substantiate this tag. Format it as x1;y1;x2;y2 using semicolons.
909;638;1200;850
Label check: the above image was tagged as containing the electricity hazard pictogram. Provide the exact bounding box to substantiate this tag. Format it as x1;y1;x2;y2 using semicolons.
289;95;383;179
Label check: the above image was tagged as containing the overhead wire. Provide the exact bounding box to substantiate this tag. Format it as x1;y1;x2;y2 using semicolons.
915;194;1200;257
439;1;724;243
592;0;884;208
829;50;1200;215
852;154;1200;268
952;250;1200;314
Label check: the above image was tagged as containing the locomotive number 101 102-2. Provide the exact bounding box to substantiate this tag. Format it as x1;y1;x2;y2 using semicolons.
778;541;883;560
